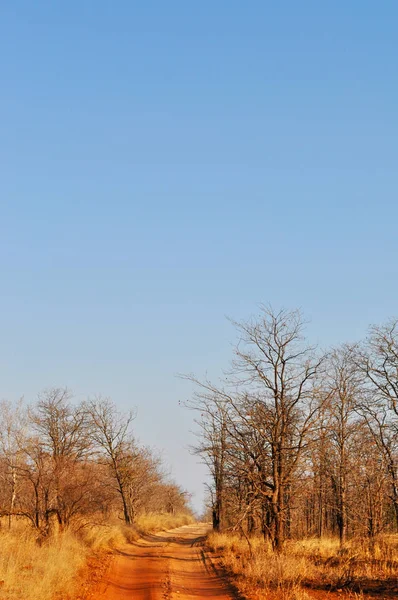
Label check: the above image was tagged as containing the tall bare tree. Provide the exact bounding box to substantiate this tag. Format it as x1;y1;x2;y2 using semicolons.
186;307;324;550
323;345;360;545
230;307;324;550
184;382;230;531
86;397;137;525
357;320;398;528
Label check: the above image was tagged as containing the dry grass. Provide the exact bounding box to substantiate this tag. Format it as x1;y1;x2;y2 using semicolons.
0;512;194;600
134;511;194;535
295;534;398;586
0;523;87;600
80;521;128;551
207;531;312;597
207;532;398;599
81;511;194;549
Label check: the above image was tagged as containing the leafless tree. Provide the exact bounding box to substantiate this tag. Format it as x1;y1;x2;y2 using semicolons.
186;307;325;550
323;345;361;546
29;388;92;530
85;396;138;525
184;381;231;531
0;399;26;527
356;321;398;528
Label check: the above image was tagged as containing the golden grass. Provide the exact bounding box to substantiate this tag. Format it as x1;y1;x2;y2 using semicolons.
81;511;194;549
81;521;128;551
207;532;398;599
134;511;194;535
0;512;194;600
0;524;87;600
295;534;398;584
207;531;312;594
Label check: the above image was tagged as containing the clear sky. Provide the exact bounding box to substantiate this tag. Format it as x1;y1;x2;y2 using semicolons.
1;2;397;511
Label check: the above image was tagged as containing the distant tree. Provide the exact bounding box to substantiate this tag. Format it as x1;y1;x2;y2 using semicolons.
357;320;398;528
184;381;230;531
322;345;361;545
85;397;137;525
29;388;92;530
0;399;26;527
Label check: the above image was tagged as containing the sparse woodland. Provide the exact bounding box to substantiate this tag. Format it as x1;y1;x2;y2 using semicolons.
3;306;398;600
0;392;192;600
188;306;398;597
0;392;191;535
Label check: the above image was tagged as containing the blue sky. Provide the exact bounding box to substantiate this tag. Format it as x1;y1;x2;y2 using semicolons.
1;2;397;510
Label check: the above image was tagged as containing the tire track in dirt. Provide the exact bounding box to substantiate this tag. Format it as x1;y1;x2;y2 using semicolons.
96;524;237;600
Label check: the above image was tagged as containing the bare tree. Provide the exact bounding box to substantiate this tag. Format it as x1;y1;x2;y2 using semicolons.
85;397;137;525
230;307;324;550
29;388;91;530
186;307;324;550
323;345;361;546
0;399;26;527
356;321;398;528
184;381;230;531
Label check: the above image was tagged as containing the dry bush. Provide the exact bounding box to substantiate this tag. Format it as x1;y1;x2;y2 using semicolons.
295;535;398;586
207;532;398;597
208;532;313;590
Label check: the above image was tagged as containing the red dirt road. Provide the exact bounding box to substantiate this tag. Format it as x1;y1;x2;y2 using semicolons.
97;524;236;600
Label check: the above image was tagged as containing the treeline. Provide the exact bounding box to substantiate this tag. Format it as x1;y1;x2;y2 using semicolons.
188;307;398;551
0;390;191;536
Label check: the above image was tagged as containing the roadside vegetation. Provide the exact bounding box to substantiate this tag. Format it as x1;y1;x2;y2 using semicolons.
0;392;193;600
0;512;194;600
188;305;398;598
208;531;398;599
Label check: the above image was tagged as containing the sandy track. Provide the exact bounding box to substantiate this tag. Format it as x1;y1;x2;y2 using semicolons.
97;524;236;600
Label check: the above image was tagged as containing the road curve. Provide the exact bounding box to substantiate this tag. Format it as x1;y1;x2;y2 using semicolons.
97;523;236;600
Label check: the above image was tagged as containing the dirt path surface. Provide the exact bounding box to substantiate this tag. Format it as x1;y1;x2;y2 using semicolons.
97;524;237;600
